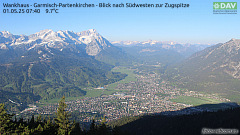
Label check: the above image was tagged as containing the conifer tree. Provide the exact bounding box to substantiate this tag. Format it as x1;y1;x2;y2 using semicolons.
89;119;96;135
98;117;109;135
22;126;30;135
16;123;25;134
43;116;57;135
0;103;12;135
35;124;43;134
70;121;82;135
55;96;72;135
43;117;51;130
29;115;35;128
36;114;42;123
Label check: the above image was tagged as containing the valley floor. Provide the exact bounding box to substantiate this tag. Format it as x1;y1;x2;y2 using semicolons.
18;65;231;123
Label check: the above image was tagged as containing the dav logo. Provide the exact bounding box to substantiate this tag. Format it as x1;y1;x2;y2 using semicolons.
213;2;237;14
213;2;237;10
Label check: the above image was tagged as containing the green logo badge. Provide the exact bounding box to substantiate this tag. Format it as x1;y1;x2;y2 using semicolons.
213;2;237;10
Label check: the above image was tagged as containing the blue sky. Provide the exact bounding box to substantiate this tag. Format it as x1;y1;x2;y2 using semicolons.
0;0;239;44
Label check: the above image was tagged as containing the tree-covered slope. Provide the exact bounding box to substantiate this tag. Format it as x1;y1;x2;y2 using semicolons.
0;46;127;111
0;29;129;111
165;39;240;102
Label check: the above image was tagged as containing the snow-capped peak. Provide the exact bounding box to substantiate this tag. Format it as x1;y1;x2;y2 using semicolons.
0;29;112;56
34;29;55;38
0;31;11;35
78;29;99;37
88;29;97;33
0;31;13;38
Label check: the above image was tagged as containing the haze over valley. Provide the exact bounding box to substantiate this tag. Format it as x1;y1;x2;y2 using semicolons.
0;29;240;134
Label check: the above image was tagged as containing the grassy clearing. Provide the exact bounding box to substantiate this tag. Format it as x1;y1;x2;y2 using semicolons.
40;96;85;104
84;89;104;97
40;67;137;104
226;94;240;103
40;88;128;104
83;88;128;98
112;67;136;82
170;96;222;106
107;67;137;90
40;98;61;104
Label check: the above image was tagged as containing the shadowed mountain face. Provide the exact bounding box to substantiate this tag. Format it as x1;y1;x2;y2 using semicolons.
0;30;128;111
112;103;240;135
165;39;240;102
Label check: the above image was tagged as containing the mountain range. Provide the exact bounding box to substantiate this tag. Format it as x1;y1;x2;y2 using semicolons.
112;40;211;65
0;29;132;65
1;29;240;111
112;40;211;58
165;39;240;102
0;29;110;54
0;29;129;111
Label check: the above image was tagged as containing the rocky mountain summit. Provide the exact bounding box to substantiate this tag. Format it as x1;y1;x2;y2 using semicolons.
0;29;111;57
